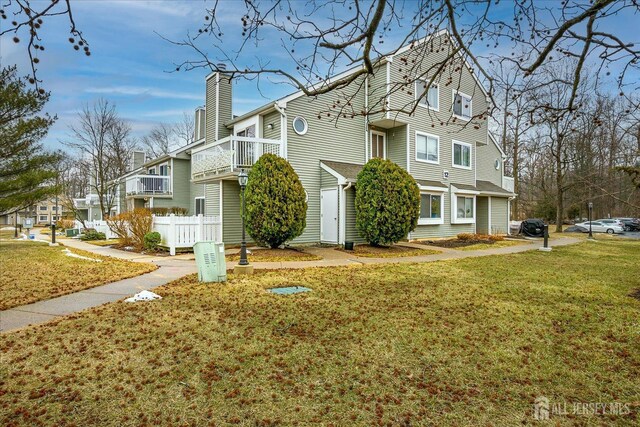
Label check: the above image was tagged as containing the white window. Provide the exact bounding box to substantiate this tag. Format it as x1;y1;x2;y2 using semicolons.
416;80;439;110
453;91;472;120
195;197;205;215
39;215;47;221
40;206;47;211
416;132;439;164
370;131;386;159
418;193;444;225
236;124;256;137
292;116;308;135
456;196;474;219
148;167;156;175
159;164;168;176
452;141;472;169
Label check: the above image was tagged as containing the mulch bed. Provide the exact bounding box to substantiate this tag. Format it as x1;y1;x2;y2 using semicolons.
337;244;440;258
419;238;500;249
226;248;322;262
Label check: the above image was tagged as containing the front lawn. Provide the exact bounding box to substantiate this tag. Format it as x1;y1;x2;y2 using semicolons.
0;241;157;310
339;243;441;258
454;240;525;251
1;240;638;425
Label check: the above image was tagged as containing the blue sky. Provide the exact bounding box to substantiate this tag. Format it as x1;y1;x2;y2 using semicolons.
1;1;637;151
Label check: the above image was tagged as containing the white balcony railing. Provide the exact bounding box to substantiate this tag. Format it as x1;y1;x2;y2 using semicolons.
126;175;171;196
502;176;515;193
191;136;283;179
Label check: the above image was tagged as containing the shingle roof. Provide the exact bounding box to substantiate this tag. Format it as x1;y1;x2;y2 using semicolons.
321;160;364;182
451;183;478;192
415;179;448;189
475;180;514;196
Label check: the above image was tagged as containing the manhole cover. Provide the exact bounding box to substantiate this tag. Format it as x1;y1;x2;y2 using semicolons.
268;286;312;295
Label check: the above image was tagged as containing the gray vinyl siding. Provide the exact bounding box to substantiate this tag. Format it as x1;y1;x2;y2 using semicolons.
344;187;366;243
367;66;388;123
205;182;221;218
386;125;407;169
171;159;191;212
388;34;486;187
221;180;253;244
476;139;503;185
476;196;489;234
218;75;233;139
284;78;366;244
490;197;509;234
205;75;216;144
262;110;281;140
321;170;338;188
205;73;233;142
191;182;205;214
409;191;474;239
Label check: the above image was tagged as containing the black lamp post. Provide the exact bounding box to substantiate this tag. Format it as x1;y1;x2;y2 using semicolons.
588;202;594;239
238;169;249;266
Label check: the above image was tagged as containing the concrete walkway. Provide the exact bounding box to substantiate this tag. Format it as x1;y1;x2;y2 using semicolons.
1;234;580;333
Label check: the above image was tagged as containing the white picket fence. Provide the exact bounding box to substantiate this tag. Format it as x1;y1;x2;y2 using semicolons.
76;220;119;239
77;215;222;255
153;214;222;255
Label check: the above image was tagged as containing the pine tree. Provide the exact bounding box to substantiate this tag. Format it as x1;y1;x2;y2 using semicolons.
0;66;60;212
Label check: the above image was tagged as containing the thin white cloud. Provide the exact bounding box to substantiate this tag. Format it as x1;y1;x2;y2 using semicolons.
84;85;202;101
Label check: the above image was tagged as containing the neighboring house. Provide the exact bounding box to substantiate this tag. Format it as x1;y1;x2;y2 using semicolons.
0;207;36;227
73;194;103;222
189;30;515;245
114;110;207;216
35;197;67;225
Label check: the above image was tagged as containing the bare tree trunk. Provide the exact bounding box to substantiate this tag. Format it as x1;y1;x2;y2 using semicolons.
555;136;564;232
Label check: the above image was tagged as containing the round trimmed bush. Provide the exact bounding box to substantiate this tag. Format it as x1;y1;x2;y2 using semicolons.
245;153;307;248
355;158;420;246
143;231;162;250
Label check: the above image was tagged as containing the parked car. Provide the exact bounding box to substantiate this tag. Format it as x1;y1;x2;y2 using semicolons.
617;218;640;232
575;221;624;234
595;218;625;228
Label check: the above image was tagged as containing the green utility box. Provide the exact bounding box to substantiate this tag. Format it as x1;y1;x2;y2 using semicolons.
193;241;227;283
66;228;80;237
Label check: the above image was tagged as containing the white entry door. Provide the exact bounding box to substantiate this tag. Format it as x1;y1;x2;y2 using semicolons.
321;188;338;243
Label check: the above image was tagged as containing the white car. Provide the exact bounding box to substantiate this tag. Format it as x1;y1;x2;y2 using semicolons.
576;221;624;234
596;218;625;228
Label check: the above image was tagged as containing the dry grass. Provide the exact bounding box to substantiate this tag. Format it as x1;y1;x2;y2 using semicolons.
0;240;638;425
226;248;321;262
0;241;157;310
339;244;441;258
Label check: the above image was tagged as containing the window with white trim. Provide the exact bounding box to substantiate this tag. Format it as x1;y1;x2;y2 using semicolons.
416;133;439;163
370;131;386;159
195;197;205;215
453;141;472;168
148;167;156;175
453;91;472;120
39;215;47;221
419;193;442;223
456;196;474;219
416;80;439;110
159;164;168;176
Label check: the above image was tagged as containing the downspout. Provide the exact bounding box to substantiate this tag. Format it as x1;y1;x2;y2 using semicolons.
274;102;287;159
340;182;353;245
364;76;369;162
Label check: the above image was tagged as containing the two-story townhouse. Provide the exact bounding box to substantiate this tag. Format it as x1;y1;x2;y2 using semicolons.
35;197;67;225
191;30;515;245
114;108;208;216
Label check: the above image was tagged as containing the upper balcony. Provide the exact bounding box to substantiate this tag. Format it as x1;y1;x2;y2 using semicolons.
191;135;283;182
125;175;172;197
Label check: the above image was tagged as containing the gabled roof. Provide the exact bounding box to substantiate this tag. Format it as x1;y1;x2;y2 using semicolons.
321;160;364;183
321;160;447;190
142;138;206;168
